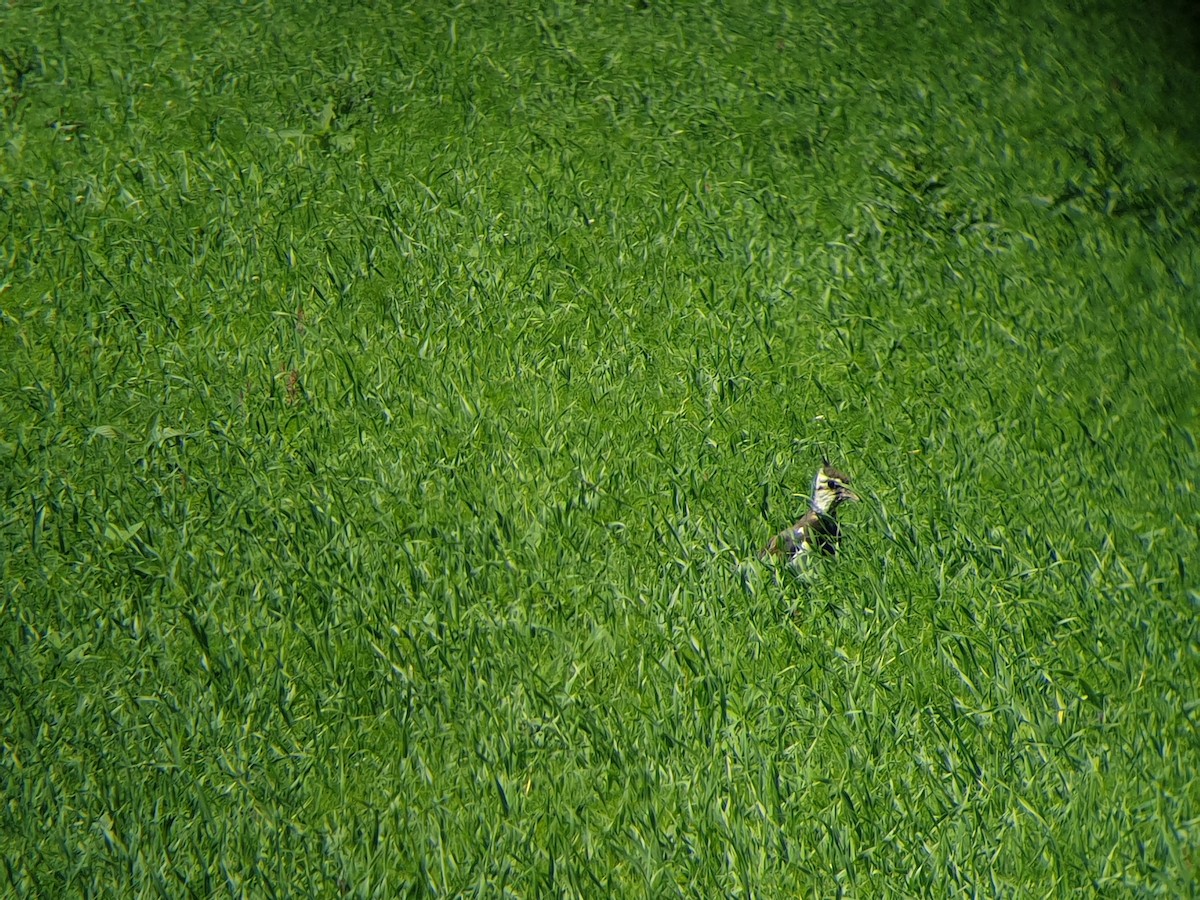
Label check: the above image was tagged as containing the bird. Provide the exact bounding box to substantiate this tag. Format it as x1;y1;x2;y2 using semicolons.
761;462;859;562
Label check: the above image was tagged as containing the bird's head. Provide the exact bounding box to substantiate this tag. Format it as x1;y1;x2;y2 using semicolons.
809;463;859;513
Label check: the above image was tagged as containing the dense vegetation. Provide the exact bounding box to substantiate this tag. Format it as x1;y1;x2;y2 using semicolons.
2;1;1198;894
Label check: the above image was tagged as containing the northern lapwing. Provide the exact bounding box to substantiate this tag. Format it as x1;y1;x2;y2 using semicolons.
761;463;859;562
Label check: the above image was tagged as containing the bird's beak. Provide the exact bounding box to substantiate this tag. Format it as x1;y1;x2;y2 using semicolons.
840;487;860;503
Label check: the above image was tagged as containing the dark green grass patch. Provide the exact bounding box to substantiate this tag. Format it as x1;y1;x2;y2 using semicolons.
2;0;1199;895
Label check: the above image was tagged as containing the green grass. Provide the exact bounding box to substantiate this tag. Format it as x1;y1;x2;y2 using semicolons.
2;0;1199;895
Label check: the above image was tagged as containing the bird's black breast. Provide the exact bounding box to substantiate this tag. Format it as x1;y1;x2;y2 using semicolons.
808;515;841;555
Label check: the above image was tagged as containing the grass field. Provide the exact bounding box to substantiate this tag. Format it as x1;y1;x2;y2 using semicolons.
2;0;1199;895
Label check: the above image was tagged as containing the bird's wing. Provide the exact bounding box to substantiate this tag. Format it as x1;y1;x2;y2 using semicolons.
761;525;802;559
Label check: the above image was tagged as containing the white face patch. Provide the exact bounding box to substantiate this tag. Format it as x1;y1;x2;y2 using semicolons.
810;469;826;501
810;478;840;513
810;466;854;513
